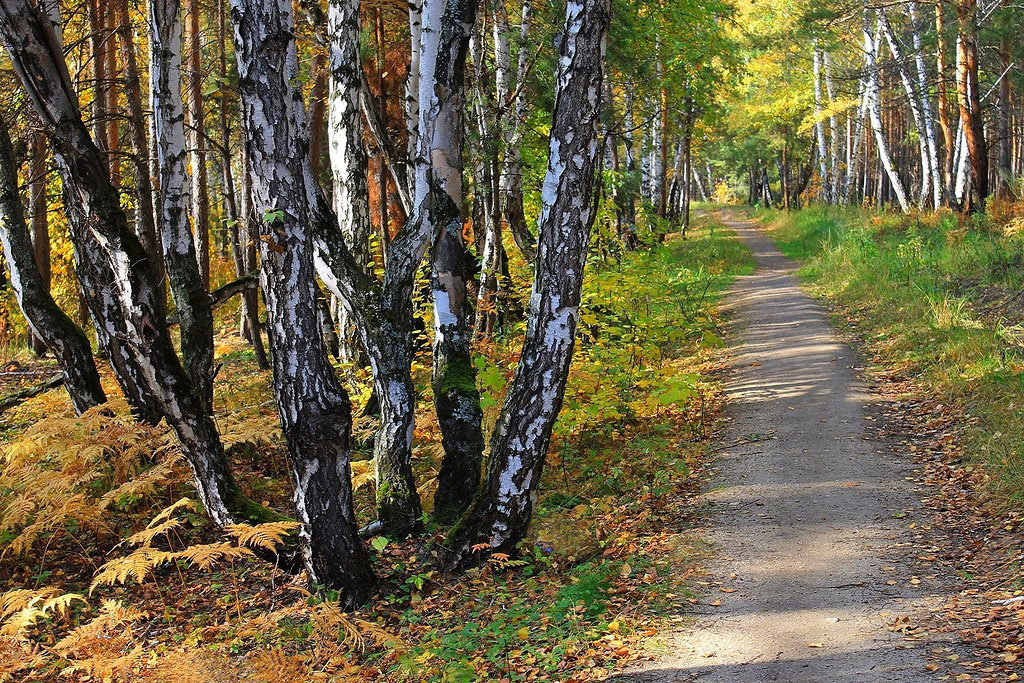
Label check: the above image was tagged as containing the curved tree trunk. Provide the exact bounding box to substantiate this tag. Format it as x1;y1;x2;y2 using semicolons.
149;0;216;412
441;0;610;571
230;0;375;603
0;0;271;530
0;120;107;414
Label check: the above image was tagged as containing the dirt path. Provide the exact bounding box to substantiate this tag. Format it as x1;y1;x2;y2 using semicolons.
618;215;944;682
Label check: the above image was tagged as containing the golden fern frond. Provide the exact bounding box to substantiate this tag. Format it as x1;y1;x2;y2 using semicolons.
145;497;200;529
0;589;50;620
309;602;366;652
172;542;254;570
0;592;79;638
99;454;185;509
350;459;375;491
40;592;87;619
90;548;172;591
225;521;299;552
126;516;184;548
0;497;35;532
54;599;144;657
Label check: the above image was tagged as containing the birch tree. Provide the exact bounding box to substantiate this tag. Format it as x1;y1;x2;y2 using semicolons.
441;0;611;570
150;0;217;411
327;0;372;364
419;0;484;518
0;0;275;534
0;120;107;414
863;10;910;212
229;0;375;601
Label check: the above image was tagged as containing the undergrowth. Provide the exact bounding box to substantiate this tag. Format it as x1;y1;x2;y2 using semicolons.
757;204;1024;507
0;219;752;681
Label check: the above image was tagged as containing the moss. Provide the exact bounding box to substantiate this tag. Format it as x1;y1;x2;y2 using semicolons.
434;354;479;397
224;484;292;524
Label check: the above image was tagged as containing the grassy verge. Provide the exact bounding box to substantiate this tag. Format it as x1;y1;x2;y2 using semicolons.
755;204;1024;506
0;219;752;681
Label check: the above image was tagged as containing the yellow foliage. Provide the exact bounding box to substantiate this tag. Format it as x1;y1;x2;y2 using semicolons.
350;458;375;491
55;600;148;681
91;547;174;590
225;520;299;552
173;541;254;569
0;589;86;639
0;400;185;556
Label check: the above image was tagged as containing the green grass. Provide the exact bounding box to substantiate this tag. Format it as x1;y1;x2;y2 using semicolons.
758;205;1024;506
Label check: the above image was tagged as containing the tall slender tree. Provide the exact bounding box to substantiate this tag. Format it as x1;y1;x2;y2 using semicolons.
442;0;611;570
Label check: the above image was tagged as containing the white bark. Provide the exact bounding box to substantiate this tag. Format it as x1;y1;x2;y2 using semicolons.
812;43;830;203
823;52;842;202
879;12;932;208
908;0;942;207
864;12;910;212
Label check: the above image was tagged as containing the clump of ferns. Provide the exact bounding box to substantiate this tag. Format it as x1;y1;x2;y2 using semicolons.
89;497;299;612
0;399;187;564
0;397;290;566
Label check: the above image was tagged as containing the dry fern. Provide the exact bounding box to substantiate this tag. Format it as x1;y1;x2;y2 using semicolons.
0;399;185;556
350;459;375;491
91;547;173;590
0;589;86;639
173;542;254;570
224;521;299;552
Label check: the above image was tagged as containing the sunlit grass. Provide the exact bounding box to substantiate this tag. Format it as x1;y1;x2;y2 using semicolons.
759;205;1024;506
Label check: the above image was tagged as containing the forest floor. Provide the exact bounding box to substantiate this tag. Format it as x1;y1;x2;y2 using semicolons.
0;221;759;681
619;212;978;681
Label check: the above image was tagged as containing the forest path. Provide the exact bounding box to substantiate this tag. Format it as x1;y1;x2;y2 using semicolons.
617;213;941;682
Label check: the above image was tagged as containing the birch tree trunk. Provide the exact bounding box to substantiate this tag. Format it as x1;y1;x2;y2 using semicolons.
879;12;932;208
185;0;210;286
843;77;869;203
812;43;830;203
404;0;421;200
823;52;841;203
229;0;375;601
0;0;270;529
441;0;610;571
216;0;267;368
27;131;50;356
415;0;485;519
864;11;910;212
908;0;943;207
0;120;107;413
473;8;501;341
327;0;372;364
497;0;536;263
150;0;217;412
115;0;164;300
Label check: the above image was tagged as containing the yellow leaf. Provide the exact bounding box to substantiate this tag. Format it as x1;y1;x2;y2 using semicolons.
517;627;530;641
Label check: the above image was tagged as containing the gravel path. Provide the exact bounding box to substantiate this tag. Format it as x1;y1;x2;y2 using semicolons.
615;215;942;682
